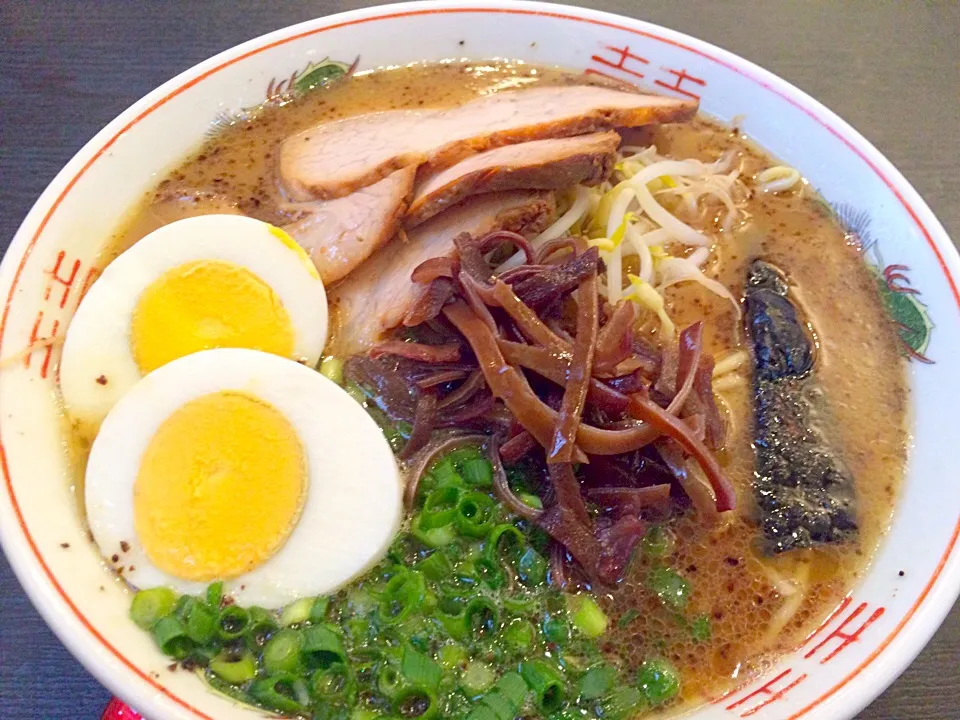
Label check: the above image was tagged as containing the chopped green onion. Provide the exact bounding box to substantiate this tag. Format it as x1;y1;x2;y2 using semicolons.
647;568;691;611
438;642;468;670
465;704;499;720
184;600;218;645
519;660;565;713
578;664;616;700
130;587;176;630
503;618;536;652
246;606;277;645
351;646;380;677
301;624;347;669
152;615;194;659
642;525;675;558
637;659;680;706
502;592;540;616
279;597;314;627
455;492;497;538
436;596;468;640
349;709;381;720
460;660;495;695
394;686;439;719
209;650;257;684
346;589;375;615
690;614;712;642
310;596;331;623
401;647;442;691
310;663;356;702
262;628;303;675
601;686;644;720
173;594;198;621
551;710;588;720
567;594;609;638
542;616;571;645
618;609;641;629
465;596;500;637
460;456;493;488
479;690;514;720
485;524;525;560
446;446;485;470
377;663;406;700
420;486;461;530
516;547;548;587
190;645;219;665
492;671;529;710
472;556;505;590
320;356;344;385
411;513;458;549
345;617;370;645
249;673;311;714
428;457;463;490
417;550;453;581
421;588;438;617
378;569;426;625
205;582;224;608
518;492;543;510
217;605;250;640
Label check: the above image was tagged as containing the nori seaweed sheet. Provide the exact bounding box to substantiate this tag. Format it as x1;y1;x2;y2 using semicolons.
745;260;858;554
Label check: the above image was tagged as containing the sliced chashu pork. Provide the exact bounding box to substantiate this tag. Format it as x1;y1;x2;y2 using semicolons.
280;85;697;200
283;166;415;284
328;191;554;357
406;131;619;228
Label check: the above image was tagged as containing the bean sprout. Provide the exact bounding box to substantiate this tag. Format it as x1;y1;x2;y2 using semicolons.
760;561;811;647
757;166;801;193
497;185;591;271
713;349;750;377
713;374;747;392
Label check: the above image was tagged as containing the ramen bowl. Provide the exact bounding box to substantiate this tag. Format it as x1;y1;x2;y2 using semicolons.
1;2;958;719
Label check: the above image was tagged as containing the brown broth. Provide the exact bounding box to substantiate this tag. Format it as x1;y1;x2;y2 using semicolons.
598;120;909;704
109;62;908;711
107;62;593;257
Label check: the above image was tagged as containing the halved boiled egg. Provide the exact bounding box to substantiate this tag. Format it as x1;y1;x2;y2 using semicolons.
60;215;327;438
85;348;402;608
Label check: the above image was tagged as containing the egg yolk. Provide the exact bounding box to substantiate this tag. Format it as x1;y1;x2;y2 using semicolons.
134;391;306;581
131;260;295;374
268;226;321;280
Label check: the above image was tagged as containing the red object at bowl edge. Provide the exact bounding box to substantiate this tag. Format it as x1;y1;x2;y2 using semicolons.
102;698;143;720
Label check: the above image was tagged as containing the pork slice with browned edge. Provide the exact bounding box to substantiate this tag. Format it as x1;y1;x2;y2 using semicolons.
283;166;416;285
405;131;619;228
328;191;555;357
279;85;697;200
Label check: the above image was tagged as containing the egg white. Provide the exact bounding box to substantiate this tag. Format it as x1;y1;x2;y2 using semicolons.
85;348;402;608
59;215;328;435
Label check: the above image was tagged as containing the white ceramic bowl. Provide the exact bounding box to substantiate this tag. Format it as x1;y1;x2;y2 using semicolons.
2;2;958;719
